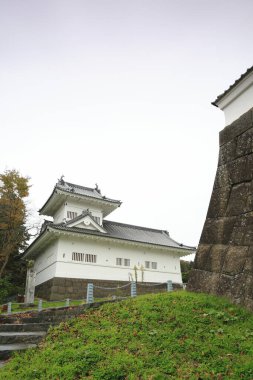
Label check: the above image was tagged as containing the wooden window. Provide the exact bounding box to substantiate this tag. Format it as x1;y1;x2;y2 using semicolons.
116;258;130;266
124;259;130;267
72;252;97;263
145;261;150;269
85;254;97;263
116;258;122;265
67;211;77;219
151;262;157;270
72;252;85;262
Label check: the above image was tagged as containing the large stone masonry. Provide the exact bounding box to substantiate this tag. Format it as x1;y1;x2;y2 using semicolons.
35;277;179;301
188;108;253;310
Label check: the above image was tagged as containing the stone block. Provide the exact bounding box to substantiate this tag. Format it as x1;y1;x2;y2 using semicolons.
236;127;253;157
228;156;249;184
209;244;228;272
200;217;236;245
231;212;253;245
187;269;220;294
218;140;237;166
222;246;249;276
194;244;228;273
216;274;233;298
194;244;212;270
214;164;231;189
207;186;231;218
225;183;250;216
244;253;253;274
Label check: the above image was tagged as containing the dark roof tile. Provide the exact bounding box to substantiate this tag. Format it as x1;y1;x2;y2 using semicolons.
212;66;253;106
56;181;121;204
48;220;195;251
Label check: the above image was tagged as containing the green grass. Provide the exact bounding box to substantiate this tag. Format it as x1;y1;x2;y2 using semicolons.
0;299;85;314
1;291;253;379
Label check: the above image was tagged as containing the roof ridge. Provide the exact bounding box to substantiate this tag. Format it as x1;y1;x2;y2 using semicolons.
64;181;95;192
55;185;121;204
104;219;168;233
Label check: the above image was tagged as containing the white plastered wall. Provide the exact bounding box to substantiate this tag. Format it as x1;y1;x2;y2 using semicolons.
34;240;59;286
217;73;253;126
53;198;103;224
54;235;182;283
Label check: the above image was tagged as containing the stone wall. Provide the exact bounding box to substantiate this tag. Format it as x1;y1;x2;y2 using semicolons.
35;277;179;300
188;107;253;310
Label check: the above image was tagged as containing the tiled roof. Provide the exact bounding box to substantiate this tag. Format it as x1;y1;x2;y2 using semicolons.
47;220;195;251
56;180;121;204
39;179;121;215
212;66;253;106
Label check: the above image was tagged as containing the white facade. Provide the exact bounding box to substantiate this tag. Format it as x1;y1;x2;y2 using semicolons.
54;198;103;225
25;180;194;292
34;234;183;286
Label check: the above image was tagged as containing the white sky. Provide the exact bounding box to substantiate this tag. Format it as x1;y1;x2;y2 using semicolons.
1;0;253;253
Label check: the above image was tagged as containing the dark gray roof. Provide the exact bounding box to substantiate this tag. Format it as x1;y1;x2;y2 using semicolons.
39;179;121;214
46;220;195;251
57;180;121;204
212;66;253;106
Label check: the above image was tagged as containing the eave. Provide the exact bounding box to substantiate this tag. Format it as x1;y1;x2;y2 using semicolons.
212;66;253;108
22;229;58;259
39;225;195;256
39;187;121;217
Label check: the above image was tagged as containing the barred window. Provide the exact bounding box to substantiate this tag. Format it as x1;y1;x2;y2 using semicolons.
151;262;157;270
145;261;150;269
116;258;122;265
85;254;97;263
124;259;130;267
72;252;97;263
72;252;85;262
67;211;77;219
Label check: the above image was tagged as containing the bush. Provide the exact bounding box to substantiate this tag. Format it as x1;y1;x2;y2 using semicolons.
0;277;13;304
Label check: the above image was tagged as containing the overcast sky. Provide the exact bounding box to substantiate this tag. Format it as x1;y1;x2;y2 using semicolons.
1;0;253;253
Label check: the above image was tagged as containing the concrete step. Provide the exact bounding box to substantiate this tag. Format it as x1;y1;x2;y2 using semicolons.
0;343;37;360
0;331;46;344
0;323;53;332
0;311;84;325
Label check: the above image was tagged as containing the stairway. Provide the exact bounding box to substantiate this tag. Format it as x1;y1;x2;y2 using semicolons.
0;299;116;366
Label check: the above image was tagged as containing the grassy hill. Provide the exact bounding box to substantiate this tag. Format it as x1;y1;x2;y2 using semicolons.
1;291;253;379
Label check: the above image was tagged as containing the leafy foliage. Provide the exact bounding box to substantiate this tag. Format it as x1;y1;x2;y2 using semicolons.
0;277;13;304
1;291;253;379
0;170;30;301
180;260;194;283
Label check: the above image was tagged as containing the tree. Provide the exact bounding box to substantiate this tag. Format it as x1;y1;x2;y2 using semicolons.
180;260;194;283
0;170;30;279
